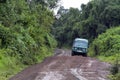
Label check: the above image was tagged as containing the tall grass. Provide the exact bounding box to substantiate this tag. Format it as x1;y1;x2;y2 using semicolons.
0;49;26;80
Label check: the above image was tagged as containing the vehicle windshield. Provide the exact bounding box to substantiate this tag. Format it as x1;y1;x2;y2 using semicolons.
73;40;88;48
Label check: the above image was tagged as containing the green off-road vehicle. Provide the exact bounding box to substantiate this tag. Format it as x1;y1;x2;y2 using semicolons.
72;38;88;56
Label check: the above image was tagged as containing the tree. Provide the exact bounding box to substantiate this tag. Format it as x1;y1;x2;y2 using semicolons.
52;7;82;46
52;0;120;46
35;0;60;9
0;0;57;64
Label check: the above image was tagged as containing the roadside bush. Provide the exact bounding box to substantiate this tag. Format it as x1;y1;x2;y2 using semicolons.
89;26;120;57
0;49;24;79
109;73;120;80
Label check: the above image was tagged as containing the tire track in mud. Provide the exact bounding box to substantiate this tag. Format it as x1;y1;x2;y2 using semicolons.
9;49;111;80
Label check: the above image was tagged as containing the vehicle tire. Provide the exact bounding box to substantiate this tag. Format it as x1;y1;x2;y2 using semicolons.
72;51;74;56
84;54;87;57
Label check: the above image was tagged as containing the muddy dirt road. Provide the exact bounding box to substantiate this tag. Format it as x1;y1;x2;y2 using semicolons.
10;49;111;80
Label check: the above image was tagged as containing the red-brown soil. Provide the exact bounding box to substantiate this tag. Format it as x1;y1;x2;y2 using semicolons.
9;49;111;80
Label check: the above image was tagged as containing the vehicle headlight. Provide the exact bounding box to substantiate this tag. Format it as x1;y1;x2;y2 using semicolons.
82;48;86;52
72;47;77;50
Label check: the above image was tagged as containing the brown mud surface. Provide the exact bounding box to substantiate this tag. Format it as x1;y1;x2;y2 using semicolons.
9;49;111;80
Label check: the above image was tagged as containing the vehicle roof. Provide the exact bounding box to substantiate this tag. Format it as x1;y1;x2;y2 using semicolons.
74;38;88;42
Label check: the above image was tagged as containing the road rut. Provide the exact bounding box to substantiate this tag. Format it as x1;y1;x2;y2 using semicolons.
9;49;111;80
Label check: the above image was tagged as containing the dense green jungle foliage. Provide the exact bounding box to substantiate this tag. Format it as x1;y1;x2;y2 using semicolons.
52;0;120;47
0;0;59;79
89;27;120;58
0;0;120;80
